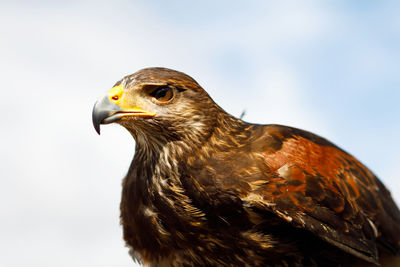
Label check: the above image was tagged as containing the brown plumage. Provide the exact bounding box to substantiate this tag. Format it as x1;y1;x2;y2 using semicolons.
92;67;400;266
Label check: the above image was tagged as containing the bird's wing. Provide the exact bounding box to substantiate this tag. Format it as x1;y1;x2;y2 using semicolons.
241;125;400;264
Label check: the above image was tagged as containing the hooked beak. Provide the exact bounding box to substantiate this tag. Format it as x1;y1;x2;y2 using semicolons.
92;95;156;135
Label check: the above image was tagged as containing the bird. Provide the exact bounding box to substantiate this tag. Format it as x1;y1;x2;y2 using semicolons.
92;67;400;266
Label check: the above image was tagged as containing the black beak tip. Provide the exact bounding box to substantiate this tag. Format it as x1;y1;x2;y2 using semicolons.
92;103;102;135
94;122;101;135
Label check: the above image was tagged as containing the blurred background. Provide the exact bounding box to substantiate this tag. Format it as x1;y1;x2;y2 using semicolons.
1;1;399;266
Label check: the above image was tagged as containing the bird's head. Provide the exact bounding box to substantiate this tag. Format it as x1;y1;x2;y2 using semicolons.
92;68;222;147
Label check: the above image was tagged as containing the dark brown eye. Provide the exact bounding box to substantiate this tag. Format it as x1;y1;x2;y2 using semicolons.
150;87;174;102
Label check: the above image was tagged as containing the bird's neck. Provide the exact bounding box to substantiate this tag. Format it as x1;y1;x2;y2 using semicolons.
133;108;249;165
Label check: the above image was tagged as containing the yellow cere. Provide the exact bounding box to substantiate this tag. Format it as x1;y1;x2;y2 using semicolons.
107;85;124;104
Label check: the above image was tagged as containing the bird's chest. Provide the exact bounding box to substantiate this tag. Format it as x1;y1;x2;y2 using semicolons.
119;150;257;264
120;162;202;259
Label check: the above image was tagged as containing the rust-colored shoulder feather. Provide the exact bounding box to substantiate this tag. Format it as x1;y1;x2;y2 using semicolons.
241;125;400;264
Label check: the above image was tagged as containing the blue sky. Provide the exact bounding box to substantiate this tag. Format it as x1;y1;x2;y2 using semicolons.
1;1;399;266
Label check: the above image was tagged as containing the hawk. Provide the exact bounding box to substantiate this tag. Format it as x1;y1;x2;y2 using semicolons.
92;67;400;266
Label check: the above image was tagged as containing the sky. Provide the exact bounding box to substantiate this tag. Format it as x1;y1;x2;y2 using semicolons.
1;1;399;266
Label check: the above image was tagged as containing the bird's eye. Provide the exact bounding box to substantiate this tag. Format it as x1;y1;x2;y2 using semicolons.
150;87;174;102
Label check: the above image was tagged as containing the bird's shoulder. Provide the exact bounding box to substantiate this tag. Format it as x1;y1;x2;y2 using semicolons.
237;124;400;263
